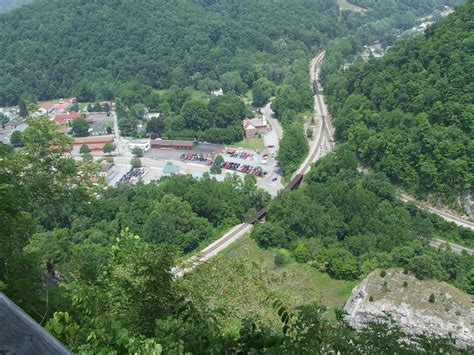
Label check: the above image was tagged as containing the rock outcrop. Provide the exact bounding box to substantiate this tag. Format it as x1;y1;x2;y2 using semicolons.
344;268;473;349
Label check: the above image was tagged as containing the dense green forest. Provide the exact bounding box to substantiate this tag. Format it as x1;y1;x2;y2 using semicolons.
253;144;474;293
2;121;468;352
324;1;473;200
0;0;32;13
1;0;473;352
321;0;463;79
0;0;338;107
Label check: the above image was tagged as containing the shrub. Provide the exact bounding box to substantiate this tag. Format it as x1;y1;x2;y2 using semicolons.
131;147;143;157
369;295;374;302
79;144;90;154
429;293;436;303
131;157;141;168
251;223;288;249
274;252;287;267
403;281;408;288
82;153;93;162
380;269;386;278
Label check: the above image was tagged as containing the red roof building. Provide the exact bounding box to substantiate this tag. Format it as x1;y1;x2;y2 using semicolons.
73;135;115;151
54;111;82;124
40;101;54;113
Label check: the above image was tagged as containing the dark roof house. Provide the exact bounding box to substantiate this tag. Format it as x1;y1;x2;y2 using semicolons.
192;143;224;157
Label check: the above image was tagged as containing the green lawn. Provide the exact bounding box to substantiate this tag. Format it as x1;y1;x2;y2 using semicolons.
245;89;253;102
228;137;266;152
337;0;367;12
179;236;358;334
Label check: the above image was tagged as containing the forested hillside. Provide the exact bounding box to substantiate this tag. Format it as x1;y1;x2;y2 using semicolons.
0;0;32;13
325;1;473;200
0;0;338;106
253;144;474;293
1;0;473;352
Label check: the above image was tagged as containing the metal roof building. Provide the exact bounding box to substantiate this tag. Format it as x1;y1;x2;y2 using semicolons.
192;143;224;157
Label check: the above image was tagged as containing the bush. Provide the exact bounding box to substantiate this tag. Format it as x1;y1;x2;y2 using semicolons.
131;157;141;168
131;147;143;157
79;144;90;154
274;252;287;267
83;153;93;162
369;295;374;302
429;293;436;303
9;130;24;147
251;223;288;249
380;270;386;278
106;157;114;163
403;281;408;288
325;248;360;280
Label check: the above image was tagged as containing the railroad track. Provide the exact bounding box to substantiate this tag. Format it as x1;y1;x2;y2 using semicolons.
172;52;334;277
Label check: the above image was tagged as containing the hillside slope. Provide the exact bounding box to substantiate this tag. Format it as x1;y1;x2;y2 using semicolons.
325;1;473;201
344;268;473;348
0;0;338;105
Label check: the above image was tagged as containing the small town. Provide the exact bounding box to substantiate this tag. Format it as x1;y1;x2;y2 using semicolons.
0;0;472;353
1;93;285;195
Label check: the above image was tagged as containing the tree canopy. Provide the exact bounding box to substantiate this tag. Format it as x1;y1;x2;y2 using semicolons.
324;1;473;201
0;0;340;105
254;144;474;293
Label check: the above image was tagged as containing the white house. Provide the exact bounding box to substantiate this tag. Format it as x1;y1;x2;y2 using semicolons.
129;138;151;152
211;88;224;96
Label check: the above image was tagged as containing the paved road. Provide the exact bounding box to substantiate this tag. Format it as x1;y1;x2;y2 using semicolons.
263;103;283;143
171;50;474;277
111;111;130;156
429;238;473;255
400;194;474;230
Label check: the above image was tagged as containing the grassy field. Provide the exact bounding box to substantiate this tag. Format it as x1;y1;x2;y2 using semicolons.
178;237;358;334
337;0;367;12
228;137;266;151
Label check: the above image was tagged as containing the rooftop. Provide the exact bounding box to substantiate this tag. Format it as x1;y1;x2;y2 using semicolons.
152;139;194;147
243;117;267;130
55;111;81;124
73;135;114;145
193;142;224;153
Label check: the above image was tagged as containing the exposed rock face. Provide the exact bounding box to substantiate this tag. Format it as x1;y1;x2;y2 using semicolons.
344;269;473;349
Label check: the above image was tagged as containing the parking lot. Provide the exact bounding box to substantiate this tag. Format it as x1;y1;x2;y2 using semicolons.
108;145;283;195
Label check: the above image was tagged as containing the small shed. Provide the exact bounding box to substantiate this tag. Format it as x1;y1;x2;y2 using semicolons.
0;293;71;354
